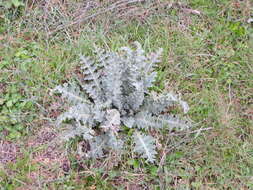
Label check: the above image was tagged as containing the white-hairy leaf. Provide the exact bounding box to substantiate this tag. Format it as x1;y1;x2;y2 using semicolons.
54;83;90;105
56;103;92;126
101;109;121;132
60;123;95;141
88;131;123;158
134;132;157;163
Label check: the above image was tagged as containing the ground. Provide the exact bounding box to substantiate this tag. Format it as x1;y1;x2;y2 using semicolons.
0;0;252;189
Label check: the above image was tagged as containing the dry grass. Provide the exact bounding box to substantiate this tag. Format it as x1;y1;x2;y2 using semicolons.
0;140;20;164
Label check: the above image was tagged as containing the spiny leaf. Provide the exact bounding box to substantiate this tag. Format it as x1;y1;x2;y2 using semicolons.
54;83;89;105
60;122;95;141
133;132;157;163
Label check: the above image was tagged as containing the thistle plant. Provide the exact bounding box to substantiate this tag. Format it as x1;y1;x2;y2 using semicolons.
54;42;191;163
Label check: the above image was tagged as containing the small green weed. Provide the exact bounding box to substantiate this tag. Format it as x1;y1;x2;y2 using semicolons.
0;0;24;9
0;85;34;140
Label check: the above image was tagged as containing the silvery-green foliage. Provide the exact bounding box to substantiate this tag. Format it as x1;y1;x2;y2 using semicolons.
133;132;157;163
61;122;95;141
143;91;189;115
80;55;104;104
54;42;191;163
88;131;124;158
101;53;124;110
54;83;89;105
101;109;121;133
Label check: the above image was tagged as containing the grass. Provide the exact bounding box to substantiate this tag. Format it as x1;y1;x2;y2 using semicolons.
0;0;252;189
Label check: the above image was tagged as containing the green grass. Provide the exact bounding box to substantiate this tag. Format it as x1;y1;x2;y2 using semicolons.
0;0;252;189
